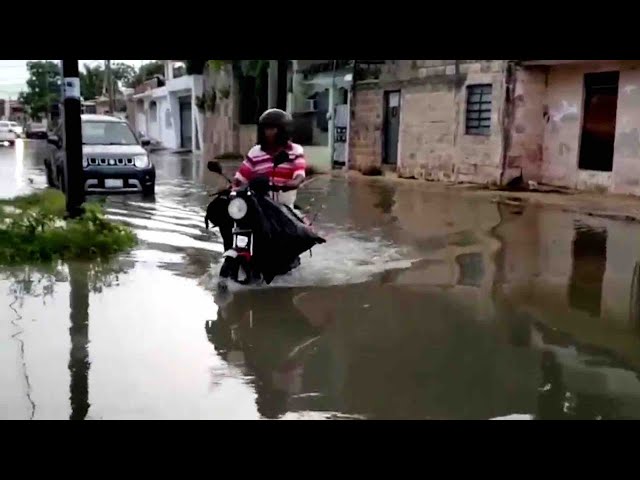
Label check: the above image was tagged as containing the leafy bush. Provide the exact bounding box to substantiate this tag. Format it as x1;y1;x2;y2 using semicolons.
0;190;136;265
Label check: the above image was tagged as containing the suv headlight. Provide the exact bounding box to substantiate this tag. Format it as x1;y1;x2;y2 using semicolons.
134;154;149;168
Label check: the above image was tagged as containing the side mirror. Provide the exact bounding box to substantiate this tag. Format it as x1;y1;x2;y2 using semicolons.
141;138;151;147
207;161;223;175
47;135;60;148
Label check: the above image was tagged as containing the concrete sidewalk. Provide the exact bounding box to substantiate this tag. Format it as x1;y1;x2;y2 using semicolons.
343;170;640;224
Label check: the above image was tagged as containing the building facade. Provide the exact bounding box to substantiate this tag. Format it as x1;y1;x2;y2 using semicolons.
131;61;204;152
200;60;351;173
349;60;509;183
348;59;640;197
507;60;640;195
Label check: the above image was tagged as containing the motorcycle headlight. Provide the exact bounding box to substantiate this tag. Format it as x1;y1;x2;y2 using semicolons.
134;154;149;168
228;197;248;220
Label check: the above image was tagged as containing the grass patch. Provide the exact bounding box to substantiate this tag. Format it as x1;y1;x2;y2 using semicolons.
0;189;137;265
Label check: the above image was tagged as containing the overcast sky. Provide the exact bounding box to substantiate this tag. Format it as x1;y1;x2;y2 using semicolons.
0;60;150;98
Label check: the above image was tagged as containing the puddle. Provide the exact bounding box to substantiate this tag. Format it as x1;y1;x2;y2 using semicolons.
4;151;640;419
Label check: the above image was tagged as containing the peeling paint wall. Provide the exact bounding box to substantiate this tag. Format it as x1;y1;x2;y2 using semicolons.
504;67;546;183
541;66;586;188
349;60;508;185
508;60;640;195
536;61;640;193
612;66;640;194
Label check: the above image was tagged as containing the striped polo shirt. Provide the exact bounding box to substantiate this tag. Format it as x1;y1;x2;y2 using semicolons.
234;142;307;187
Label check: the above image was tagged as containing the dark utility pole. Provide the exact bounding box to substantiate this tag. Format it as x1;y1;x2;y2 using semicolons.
106;60;115;114
61;60;85;218
276;59;288;111
68;262;90;420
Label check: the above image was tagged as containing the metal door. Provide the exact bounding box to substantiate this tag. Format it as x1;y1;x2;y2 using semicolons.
383;91;401;165
179;97;192;150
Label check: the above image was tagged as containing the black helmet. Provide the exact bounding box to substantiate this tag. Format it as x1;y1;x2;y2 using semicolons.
258;108;292;128
257;109;292;148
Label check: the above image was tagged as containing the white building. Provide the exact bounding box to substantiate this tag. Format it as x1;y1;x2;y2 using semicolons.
131;61;204;152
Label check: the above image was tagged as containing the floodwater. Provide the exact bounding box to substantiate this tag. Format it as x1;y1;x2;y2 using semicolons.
3;139;640;419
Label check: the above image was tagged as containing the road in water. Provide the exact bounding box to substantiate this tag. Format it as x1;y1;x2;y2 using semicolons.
2;139;640;419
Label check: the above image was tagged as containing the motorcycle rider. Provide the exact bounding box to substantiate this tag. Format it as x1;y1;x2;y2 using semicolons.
233;109;306;210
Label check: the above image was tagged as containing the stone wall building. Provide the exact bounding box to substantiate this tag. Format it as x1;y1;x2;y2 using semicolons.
349;59;640;197
349;60;510;184
507;60;640;195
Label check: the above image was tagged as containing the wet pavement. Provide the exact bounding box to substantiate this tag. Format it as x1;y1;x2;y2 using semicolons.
3;139;640;419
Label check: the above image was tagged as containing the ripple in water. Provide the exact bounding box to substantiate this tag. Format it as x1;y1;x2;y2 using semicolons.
201;229;418;291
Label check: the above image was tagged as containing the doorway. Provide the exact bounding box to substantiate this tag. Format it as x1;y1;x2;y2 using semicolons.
578;71;619;172
383;91;401;165
179;96;193;150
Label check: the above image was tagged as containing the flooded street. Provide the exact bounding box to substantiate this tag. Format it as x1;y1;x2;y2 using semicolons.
3;140;640;419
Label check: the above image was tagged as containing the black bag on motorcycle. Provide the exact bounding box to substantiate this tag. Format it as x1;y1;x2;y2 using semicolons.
249;194;325;284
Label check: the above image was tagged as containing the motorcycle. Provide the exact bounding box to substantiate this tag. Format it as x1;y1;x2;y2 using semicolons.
204;161;326;285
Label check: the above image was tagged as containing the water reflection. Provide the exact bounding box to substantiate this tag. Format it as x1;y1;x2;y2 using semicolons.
6;149;640;418
206;289;322;419
68;262;90;420
630;262;640;332
568;222;607;317
2;259;134;420
203;180;640;419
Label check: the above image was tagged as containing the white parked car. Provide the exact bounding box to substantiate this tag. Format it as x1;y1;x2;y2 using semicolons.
0;121;17;146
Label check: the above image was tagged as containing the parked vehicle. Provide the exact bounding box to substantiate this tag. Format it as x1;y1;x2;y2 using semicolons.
0;121;17;146
26;122;48;139
9;122;23;138
44;114;155;196
204;161;325;285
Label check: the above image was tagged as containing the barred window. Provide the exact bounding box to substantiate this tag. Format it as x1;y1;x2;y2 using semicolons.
466;84;492;135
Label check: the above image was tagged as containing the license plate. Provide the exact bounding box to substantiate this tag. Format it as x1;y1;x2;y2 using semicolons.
104;179;123;189
235;235;249;248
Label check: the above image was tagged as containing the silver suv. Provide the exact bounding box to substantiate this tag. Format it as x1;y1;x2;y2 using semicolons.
45;114;156;196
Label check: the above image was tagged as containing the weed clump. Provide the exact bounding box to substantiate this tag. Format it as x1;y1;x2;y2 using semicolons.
0;189;136;265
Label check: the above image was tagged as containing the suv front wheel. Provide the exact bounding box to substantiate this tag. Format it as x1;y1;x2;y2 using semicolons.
142;183;155;197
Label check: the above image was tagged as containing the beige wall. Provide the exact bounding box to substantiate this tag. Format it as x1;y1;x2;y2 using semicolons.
239;124;257;155
514;60;640;194
612;65;640;194
505;67;546;183
349;61;507;185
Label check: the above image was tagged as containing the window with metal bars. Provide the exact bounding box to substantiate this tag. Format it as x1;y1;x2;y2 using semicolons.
465;84;492;135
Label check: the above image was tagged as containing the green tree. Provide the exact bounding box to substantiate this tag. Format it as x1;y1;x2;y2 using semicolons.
111;62;136;88
129;61;165;88
80;62;138;100
80;63;103;100
18;61;61;121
